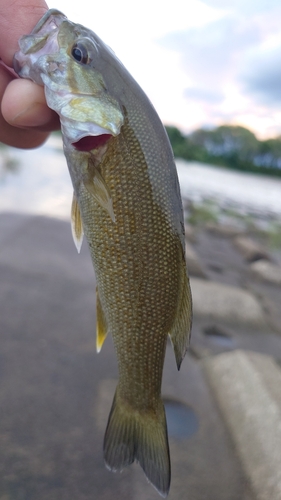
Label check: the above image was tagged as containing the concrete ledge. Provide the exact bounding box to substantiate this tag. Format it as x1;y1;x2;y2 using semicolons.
234;236;270;262
190;278;266;327
206;222;245;237
250;259;281;285
185;242;207;278
203;350;281;500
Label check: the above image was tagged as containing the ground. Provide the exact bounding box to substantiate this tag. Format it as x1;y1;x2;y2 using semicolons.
1;211;281;499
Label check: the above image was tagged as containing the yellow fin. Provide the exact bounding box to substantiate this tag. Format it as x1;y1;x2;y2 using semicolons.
168;261;192;370
83;168;115;223
71;191;84;253
96;288;108;353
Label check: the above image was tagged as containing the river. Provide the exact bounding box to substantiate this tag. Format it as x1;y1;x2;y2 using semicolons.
1;136;281;221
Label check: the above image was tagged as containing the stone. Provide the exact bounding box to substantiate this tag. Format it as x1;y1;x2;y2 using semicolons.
250;259;281;285
203;350;281;500
190;278;265;327
184;222;197;242
206;222;245;237
234;236;270;262
185;242;207;278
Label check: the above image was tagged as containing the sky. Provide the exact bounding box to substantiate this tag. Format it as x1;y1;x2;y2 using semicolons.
51;0;281;139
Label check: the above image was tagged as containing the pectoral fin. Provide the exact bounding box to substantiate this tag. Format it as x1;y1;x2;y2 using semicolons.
96;288;108;353
71;191;84;253
83;168;115;223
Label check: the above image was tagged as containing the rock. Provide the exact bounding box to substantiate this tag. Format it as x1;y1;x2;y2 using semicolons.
203;350;281;500
234;236;270;262
184;222;197;242
189;344;212;359
185;242;207;278
206;222;245;237
190;278;265;327
250;259;281;285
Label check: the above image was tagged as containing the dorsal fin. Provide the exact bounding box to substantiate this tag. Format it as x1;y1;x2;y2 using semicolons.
168;260;192;370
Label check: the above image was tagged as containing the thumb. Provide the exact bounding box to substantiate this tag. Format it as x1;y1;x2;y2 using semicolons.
0;0;48;67
2;78;59;131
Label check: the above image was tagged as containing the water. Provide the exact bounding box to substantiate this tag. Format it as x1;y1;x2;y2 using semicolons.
177;159;281;219
203;325;235;348
1;139;281;220
164;399;199;438
0;136;72;219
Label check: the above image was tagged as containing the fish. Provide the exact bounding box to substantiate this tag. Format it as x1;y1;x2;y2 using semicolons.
14;9;192;497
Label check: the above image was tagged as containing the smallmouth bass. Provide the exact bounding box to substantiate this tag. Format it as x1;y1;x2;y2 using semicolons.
14;9;192;496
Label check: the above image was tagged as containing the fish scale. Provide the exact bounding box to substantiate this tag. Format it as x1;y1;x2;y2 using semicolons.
14;9;192;496
80;118;181;427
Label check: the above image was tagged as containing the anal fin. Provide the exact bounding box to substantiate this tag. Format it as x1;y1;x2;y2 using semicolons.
96;288;108;353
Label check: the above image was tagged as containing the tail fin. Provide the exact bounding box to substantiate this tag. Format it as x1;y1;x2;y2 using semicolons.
103;387;170;497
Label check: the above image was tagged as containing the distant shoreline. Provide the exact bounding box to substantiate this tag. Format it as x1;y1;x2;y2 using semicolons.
176;159;281;221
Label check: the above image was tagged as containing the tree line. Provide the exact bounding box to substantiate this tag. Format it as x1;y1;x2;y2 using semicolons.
165;124;281;177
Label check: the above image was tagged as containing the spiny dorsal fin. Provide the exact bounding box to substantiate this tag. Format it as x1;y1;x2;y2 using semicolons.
71;191;84;253
83;167;115;223
96;288;108;353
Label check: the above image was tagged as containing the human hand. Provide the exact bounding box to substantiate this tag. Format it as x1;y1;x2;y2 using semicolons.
0;0;60;148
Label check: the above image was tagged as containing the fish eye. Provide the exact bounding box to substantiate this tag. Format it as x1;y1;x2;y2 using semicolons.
71;42;90;64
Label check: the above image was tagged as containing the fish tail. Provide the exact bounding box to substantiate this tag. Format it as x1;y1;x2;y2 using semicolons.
103;387;170;497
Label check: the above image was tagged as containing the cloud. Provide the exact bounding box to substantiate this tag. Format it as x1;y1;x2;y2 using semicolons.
241;46;281;106
158;16;260;86
158;2;281;111
200;0;281;15
156;0;281;137
184;87;224;104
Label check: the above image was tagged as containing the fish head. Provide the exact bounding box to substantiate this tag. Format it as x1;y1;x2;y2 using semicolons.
14;9;124;150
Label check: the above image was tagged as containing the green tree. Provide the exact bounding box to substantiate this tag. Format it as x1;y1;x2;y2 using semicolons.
165;123;281;177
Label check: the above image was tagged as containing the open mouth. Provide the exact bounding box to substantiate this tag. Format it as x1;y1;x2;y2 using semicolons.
72;133;112;151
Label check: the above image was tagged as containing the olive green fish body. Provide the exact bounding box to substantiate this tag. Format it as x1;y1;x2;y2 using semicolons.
75;117;187;393
14;10;192;496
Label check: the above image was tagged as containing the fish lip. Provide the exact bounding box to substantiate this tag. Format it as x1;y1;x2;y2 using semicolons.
27;9;66;37
60;119;115;149
13;57;22;76
72;133;112;151
13;25;61;83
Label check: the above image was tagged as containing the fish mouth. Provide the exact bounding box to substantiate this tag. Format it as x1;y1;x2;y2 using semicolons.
72;133;112;151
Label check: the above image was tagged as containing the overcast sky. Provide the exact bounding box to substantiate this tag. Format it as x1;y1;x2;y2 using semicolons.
51;0;281;139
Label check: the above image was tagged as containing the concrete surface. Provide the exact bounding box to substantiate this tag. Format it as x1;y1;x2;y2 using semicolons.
250;259;281;285
234;236;270;262
2;212;281;500
0;213;253;500
203;350;281;500
185;242;207;279
191;278;266;327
